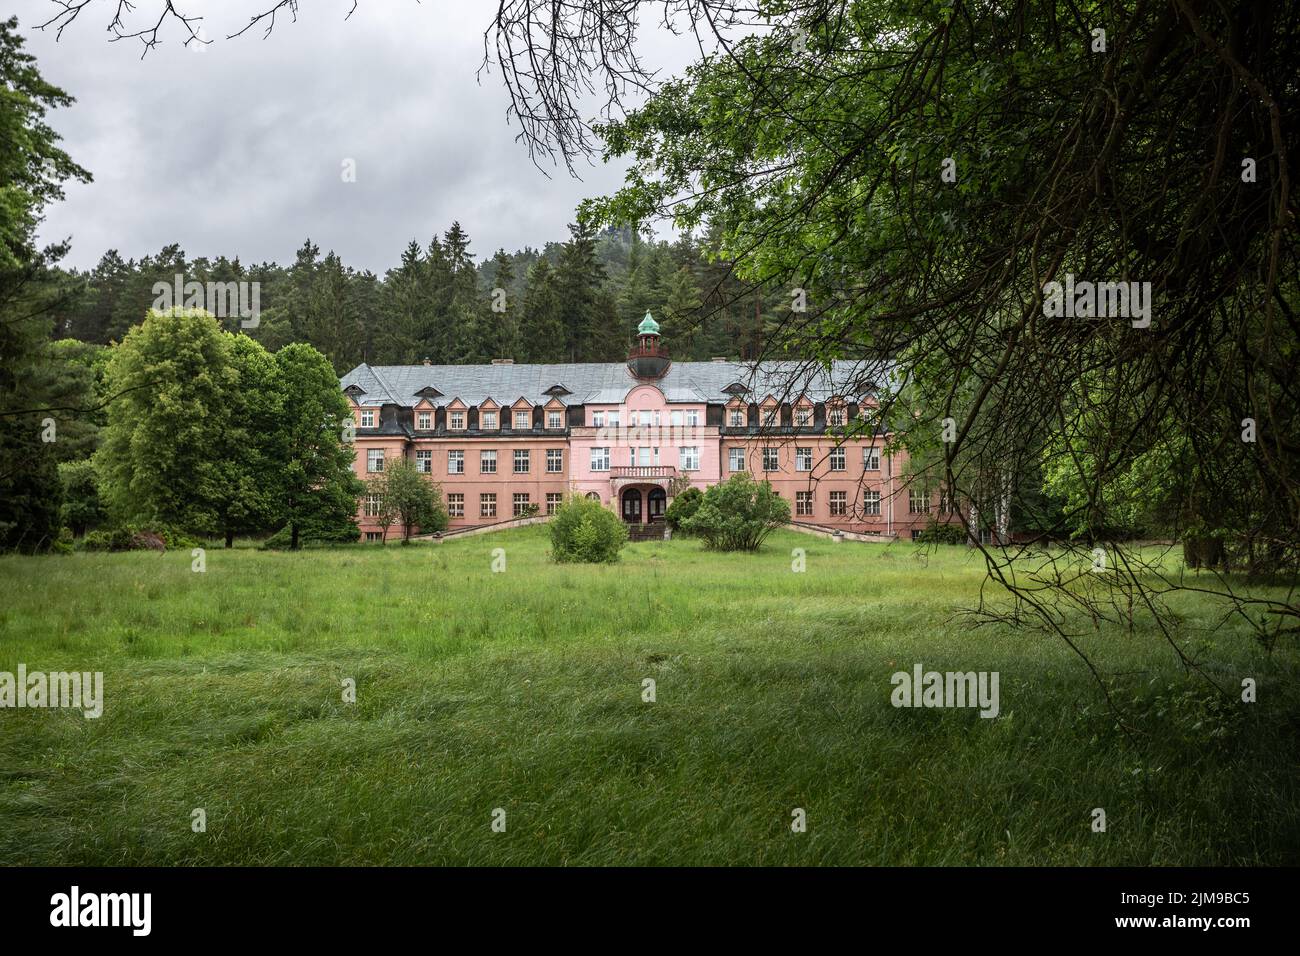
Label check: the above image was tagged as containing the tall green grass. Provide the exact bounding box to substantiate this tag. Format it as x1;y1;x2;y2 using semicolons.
0;528;1296;865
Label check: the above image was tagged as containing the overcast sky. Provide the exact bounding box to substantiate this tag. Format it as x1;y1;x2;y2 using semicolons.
15;0;698;274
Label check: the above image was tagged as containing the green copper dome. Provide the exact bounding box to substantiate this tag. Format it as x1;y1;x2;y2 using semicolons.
637;312;660;336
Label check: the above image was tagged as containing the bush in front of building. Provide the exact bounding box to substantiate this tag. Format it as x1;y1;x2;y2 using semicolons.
549;495;628;563
917;519;967;545
681;474;790;552
664;486;703;532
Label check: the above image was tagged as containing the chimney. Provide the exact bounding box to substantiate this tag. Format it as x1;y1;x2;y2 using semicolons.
491;358;514;365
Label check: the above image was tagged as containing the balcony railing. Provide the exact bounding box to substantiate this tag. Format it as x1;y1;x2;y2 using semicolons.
627;342;670;361
610;465;678;479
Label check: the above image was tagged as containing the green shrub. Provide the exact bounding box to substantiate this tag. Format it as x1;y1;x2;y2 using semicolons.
260;518;361;550
665;486;703;531
549;495;628;563
681;474;790;552
51;527;75;555
917;519;968;545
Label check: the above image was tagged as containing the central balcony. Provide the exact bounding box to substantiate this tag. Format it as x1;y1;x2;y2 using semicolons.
610;465;678;479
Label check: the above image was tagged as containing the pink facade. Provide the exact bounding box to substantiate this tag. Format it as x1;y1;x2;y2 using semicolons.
342;319;956;540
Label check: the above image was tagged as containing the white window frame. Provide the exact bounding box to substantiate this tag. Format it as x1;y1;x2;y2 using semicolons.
679;446;700;471
367;449;385;473
590;447;610;472
514;409;531;430
481;410;497;430
829;447;846;472
514;449;530;474
762;447;779;471
480;493;497;518
546;449;563;473
796;491;814;516
795;447;813;472
415;449;432;474
863;490;881;516
360;409;375;428
448;450;464;475
547;410;563;429
447;493;464;517
480;450;497;474
863;447;881;471
729;447;746;472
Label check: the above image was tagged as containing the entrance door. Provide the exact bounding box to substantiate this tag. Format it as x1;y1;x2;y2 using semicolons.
621;488;643;523
647;488;666;522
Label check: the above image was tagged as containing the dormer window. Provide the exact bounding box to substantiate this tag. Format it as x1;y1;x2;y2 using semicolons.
828;406;846;427
360;409;376;428
514;410;531;430
417;411;431;430
449;410;466;430
794;406;812;427
481;409;498;429
547;410;563;429
762;408;777;427
728;408;745;427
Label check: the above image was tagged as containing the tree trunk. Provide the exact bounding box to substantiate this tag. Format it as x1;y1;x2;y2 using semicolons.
225;529;234;549
290;523;300;550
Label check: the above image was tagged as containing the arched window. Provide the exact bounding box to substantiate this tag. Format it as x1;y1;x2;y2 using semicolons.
585;492;601;502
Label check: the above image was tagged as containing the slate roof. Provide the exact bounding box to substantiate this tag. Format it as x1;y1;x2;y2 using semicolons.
340;359;893;408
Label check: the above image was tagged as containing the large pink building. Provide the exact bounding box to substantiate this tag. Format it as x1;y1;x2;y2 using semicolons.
341;315;954;539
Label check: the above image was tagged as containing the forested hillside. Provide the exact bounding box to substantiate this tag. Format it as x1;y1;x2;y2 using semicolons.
50;222;792;372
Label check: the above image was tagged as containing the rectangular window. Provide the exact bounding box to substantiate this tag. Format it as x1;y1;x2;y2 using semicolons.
513;493;531;516
590;447;610;472
360;409;375;428
365;531;383;542
829;447;846;471
729;447;746;472
367;449;384;473
607;411;620;428
447;493;464;517
863;490;881;516
547;410;563;429
447;450;464;475
828;407;846;427
415;449;432;474
416;411;431;430
909;489;931;514
449;410;465;430
546;492;563;515
685;409;699;427
480;493;497;518
679;446;700;471
514;410;531;430
762;447;779;471
481;410;497;430
638;446;652;467
796;491;814;516
729;408;745;427
364;494;381;517
863;447;880;471
794;406;812;426
670;410;682;427
514;449;530;474
592;410;605;427
546;449;563;473
940;491;956;515
761;408;777;427
480;450;497;474
829;491;847;516
795;447;813;472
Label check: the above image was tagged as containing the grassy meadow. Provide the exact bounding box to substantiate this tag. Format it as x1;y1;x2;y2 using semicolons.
0;527;1296;865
